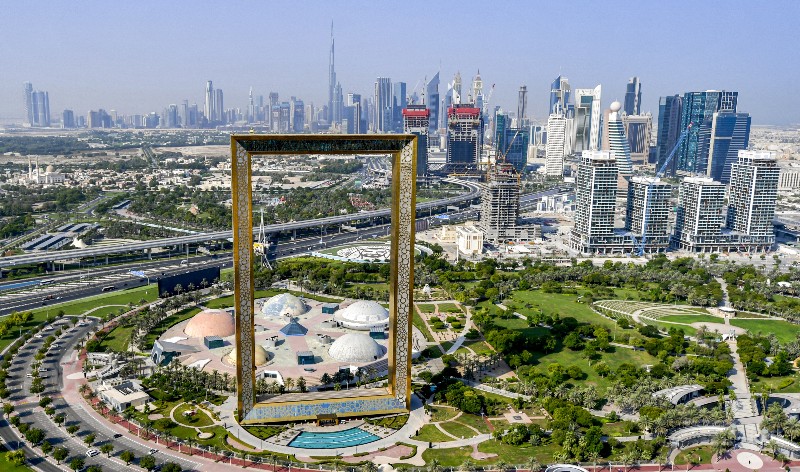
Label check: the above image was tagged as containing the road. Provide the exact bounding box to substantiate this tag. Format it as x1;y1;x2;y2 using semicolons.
3;317;200;471
0;180;482;268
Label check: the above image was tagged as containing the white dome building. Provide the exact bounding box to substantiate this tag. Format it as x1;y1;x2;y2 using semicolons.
333;300;390;330
225;345;269;366
184;309;235;338
262;293;308;318
328;333;386;363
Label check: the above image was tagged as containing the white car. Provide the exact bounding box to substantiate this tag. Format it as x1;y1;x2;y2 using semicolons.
86;448;100;457
34;334;43;339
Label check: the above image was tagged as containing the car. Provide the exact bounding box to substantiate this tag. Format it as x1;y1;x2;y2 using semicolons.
112;433;122;438
25;373;32;378
38;367;48;372
86;448;100;457
148;448;158;455
34;334;42;339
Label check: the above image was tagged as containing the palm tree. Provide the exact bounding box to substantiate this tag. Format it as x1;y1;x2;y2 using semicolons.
525;457;541;472
585;451;599;472
427;458;441;472
460;460;475;472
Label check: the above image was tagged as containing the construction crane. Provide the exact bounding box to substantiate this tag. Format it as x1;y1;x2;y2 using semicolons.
636;124;692;256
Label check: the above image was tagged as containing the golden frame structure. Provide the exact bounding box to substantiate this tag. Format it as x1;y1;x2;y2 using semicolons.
231;135;417;423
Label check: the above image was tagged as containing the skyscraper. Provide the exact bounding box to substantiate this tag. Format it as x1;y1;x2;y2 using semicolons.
446;104;483;166
472;71;484;112
672;177;726;252
479;162;521;243
494;113;529;171
549;75;571;115
402;105;429;176
62;109;75;129
676;90;738;174
204;80;214;124
517;86;527;127
726;151;779;252
328;22;336;124
622;113;653;164
31;90;50;127
626;177;672;252
215;89;224;124
604;101;633;176
374;78;393;133
392;82;407;132
707;111;751;183
425;73;440;135
545;110;567;177
181;100;190;128
571;151;628;254
23;82;34;126
624;77;642;115
573;86;602;153
655;95;683;173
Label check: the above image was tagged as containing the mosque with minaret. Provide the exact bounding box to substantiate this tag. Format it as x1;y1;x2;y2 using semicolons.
26;156;65;185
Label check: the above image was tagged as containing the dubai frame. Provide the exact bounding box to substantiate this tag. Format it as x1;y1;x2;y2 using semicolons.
231;135;417;424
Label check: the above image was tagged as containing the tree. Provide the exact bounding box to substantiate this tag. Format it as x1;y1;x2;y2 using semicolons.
140;454;156;470
120;450;135;464
67;425;79;436
69;457;85;471
101;443;114;457
6;449;26;466
84;432;96;445
41;439;53;455
526;457;542;472
3;403;14;416
53;447;69;464
162;462;183;472
86;466;103;472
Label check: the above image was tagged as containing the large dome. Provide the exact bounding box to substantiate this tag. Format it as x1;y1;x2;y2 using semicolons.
184;309;235;338
262;293;307;318
334;300;389;330
225;345;269;366
328;333;386;363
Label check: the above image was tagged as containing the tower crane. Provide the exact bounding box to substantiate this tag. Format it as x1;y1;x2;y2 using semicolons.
636;124;692;256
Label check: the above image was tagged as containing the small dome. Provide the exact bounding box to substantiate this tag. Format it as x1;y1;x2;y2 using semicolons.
610;101;622;112
334;301;389;330
328;333;386;363
184;309;235;338
225;345;268;366
262;293;307;318
45;165;55;173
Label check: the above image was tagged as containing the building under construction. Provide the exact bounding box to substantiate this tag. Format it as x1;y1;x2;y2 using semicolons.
402;105;429;176
479;161;534;243
446;104;483;171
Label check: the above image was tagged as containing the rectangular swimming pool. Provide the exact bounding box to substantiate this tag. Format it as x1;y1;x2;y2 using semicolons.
288;427;380;449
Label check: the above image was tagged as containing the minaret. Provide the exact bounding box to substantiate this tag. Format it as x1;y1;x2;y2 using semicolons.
28;156;32;181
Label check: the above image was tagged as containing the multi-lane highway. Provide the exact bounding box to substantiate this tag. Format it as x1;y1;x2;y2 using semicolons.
0;180;482;268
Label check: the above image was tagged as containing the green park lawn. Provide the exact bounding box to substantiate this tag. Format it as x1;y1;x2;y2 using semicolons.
427;405;459;422
439;420;480;439
730;318;800;343
455;340;494;357
437;303;462;313
413;424;453;443
601;421;639;437
641;319;697;336
419;446;473;468
673;445;714;465
750;374;800;393
453;413;491;434
416;303;437;313
0;447;32;472
657;314;725;325
174;403;215;427
142;307;201;349
413;312;434;342
477;439;561;464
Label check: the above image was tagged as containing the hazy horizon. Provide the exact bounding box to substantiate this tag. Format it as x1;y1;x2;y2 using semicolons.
2;0;799;125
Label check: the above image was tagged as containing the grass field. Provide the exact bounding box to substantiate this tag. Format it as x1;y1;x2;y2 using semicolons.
673;445;714;465
439;421;480;439
174;403;214;427
641;318;697;336
413;312;434;342
416;304;437;313
730;318;800;344
749;375;800;393
413;424;453;443
142;307;201;349
0;446;33;472
428;406;459;422
437;303;462;313
454;413;492;434
657;314;724;325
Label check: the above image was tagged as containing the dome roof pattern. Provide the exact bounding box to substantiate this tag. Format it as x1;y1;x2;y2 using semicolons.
328;333;386;363
225;345;268;366
262;293;308;318
333;301;389;330
184;309;235;338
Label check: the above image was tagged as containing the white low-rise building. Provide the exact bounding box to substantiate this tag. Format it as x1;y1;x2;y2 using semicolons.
97;380;151;412
456;225;483;255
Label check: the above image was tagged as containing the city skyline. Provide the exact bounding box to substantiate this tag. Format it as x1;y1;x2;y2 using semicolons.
2;1;799;125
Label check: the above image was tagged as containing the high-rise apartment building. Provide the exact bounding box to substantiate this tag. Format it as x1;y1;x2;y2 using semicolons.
677;90;738;174
374;77;392;133
571;151;630;254
625;177;672;252
622;113;653;164
656;95;683;173
604;101;633;176
479;162;521;243
446;105;483;166
494;113;529;171
23;82;34;126
545;111;567;177
726;151;779;252
402;105;429;176
31;91;50;127
549;75;572;115
574;86;602;153
62;110;75;129
624;77;642;115
517;86;527;127
672;177;726;252
215;89;224;124
707;111;751;183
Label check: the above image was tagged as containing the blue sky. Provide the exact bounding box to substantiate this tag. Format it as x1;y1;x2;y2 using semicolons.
2;0;798;125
